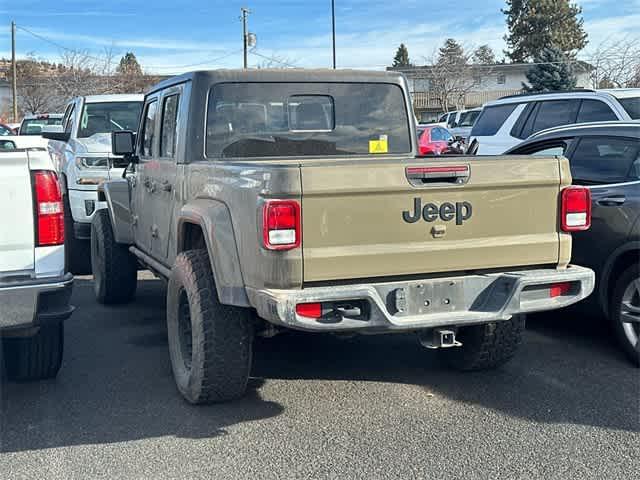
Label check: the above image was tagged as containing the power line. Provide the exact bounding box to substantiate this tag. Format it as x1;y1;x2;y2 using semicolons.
15;24;241;71
249;49;297;68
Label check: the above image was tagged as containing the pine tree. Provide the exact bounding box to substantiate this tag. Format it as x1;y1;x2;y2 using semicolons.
523;46;577;92
472;45;496;64
437;39;467;66
503;0;588;62
392;44;411;68
117;52;143;76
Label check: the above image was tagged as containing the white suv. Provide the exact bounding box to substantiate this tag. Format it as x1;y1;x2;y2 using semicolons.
45;94;143;274
469;89;640;155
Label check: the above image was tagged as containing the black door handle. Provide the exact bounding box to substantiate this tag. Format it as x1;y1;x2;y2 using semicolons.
597;196;626;206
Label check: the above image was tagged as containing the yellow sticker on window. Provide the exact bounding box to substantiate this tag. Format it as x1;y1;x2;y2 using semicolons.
369;135;389;154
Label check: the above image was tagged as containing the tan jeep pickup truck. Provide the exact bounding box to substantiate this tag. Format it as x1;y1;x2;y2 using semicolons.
92;70;595;404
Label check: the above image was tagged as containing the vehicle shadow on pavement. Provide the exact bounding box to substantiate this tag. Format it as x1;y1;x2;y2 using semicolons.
0;277;284;454
252;311;639;434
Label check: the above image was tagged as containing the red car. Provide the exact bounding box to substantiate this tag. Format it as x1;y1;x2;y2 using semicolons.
416;125;463;156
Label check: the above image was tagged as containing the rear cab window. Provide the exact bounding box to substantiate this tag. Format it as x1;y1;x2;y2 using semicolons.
20;117;62;135
470;103;518;137
206;82;411;158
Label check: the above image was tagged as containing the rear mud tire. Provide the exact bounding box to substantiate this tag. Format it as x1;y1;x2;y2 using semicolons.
91;209;138;305
64;194;91;275
167;249;253;404
3;323;64;381
444;315;525;371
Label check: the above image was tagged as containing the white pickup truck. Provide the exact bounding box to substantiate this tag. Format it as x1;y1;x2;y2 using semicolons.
0;146;74;380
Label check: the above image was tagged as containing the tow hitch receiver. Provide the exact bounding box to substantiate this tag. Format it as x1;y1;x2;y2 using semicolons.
419;329;462;349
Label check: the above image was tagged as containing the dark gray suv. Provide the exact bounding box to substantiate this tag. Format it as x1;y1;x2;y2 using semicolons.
507;121;640;366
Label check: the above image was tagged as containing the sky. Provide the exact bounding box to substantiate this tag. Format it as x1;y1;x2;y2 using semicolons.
0;0;638;74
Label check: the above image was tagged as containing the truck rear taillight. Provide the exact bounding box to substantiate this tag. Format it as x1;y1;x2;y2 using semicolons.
561;186;591;232
33;170;64;246
262;200;301;250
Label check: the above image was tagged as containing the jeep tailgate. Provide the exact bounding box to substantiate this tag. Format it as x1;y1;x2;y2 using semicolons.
0;152;35;272
300;156;569;282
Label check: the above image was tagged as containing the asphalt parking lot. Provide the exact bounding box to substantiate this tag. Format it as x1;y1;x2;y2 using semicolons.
1;274;638;480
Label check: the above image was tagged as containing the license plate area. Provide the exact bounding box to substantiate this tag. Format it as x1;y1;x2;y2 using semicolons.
392;280;463;317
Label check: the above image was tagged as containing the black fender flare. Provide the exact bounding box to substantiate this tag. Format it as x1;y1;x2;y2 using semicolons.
177;200;250;307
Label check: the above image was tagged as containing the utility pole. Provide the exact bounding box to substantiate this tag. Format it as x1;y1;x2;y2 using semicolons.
11;20;18;122
241;7;250;69
331;0;336;69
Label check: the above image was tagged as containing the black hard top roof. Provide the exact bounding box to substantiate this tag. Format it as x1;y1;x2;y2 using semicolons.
148;69;406;95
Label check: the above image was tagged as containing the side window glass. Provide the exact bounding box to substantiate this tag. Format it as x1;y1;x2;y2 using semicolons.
140;100;158;157
576;100;617;123
470;104;518;137
64;105;75;133
431;128;442;141
532;100;580;133
571;136;640;183
530;145;566;156
160;94;180;158
442;129;453;142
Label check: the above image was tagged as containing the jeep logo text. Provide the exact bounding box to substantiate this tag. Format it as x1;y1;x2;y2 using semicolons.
402;198;473;225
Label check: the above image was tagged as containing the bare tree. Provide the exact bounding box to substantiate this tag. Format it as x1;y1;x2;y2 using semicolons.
420;42;493;113
586;37;640;88
16;56;59;114
54;50;98;99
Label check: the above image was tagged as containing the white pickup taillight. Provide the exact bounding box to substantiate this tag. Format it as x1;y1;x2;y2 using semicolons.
262;200;301;250
561;186;591;232
32;170;64;246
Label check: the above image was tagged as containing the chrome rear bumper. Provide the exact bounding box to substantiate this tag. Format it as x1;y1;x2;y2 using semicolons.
247;265;595;332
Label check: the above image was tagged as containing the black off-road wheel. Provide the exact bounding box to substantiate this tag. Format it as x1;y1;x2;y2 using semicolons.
3;323;64;381
91;209;138;305
443;315;526;371
610;265;640;367
63;194;91;275
167;249;253;404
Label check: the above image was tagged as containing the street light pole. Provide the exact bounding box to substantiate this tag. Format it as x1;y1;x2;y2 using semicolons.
241;7;250;69
331;0;336;69
11;20;18;122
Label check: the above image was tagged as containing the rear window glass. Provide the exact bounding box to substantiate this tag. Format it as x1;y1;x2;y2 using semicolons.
20;117;62;135
206;83;411;158
576;100;617;123
0;139;16;150
571;136;640;183
458;110;480;127
618;97;640;120
470;104;518;137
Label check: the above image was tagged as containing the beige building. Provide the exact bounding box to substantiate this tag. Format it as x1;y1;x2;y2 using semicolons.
389;62;594;121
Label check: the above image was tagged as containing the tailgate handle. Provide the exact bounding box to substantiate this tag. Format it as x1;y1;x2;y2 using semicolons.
406;165;470;185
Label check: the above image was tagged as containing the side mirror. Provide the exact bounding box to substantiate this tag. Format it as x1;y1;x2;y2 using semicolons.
42;131;71;142
112;130;135;157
